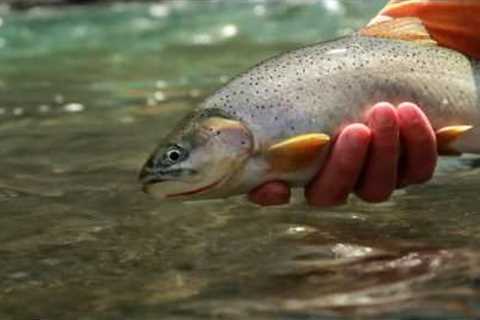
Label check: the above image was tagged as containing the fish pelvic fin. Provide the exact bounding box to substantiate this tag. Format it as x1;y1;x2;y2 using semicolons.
367;0;480;58
436;125;474;156
266;133;330;173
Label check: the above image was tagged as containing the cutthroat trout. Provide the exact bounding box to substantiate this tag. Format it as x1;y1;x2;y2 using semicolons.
139;0;480;200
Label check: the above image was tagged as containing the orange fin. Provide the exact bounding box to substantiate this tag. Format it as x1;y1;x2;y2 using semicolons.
360;17;437;45
369;0;480;58
266;133;330;172
436;125;473;155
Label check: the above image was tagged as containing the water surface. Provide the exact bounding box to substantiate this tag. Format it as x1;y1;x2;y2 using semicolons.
1;1;480;319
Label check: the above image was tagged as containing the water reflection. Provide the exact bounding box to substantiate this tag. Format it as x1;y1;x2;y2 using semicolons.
0;1;480;319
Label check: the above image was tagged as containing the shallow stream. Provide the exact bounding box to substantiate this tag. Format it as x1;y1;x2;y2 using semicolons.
1;1;480;319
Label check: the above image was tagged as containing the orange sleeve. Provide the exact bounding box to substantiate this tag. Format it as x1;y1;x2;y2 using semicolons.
375;0;480;59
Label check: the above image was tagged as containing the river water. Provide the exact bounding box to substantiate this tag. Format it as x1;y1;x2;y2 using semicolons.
1;1;480;319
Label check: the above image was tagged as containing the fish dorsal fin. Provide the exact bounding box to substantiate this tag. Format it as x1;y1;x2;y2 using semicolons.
266;133;330;172
359;17;437;46
366;0;480;58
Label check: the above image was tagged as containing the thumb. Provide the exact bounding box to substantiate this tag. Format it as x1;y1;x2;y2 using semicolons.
248;181;291;206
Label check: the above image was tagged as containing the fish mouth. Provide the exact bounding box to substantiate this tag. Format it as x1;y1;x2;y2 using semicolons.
164;176;227;198
141;172;230;198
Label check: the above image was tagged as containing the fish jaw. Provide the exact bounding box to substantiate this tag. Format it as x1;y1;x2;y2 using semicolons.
142;171;233;200
141;150;250;200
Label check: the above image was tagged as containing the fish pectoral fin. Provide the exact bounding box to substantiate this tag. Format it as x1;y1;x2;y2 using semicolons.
367;0;480;58
436;125;474;156
359;17;437;46
266;133;330;172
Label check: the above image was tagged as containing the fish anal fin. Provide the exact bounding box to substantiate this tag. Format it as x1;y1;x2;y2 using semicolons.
267;133;330;172
359;17;437;46
370;0;480;58
436;125;473;156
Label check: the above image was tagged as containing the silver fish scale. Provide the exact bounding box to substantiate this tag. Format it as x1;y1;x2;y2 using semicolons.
200;35;480;146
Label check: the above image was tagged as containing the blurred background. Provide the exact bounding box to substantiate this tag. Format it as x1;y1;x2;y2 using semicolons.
1;1;480;319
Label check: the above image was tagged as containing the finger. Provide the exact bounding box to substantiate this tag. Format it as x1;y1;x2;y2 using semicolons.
397;102;437;186
356;103;400;202
305;124;371;207
248;181;291;206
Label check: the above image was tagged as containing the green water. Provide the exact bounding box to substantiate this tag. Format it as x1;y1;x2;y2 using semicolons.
1;1;480;319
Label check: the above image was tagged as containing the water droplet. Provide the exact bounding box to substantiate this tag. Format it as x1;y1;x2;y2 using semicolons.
131;17;154;31
64;103;84;113
154;91;166;102
253;5;266;16
41;258;61;266
322;0;343;14
155;80;167;89
38;104;50;113
12;107;23;116
147;97;156;107
149;4;170;18
72;25;88;38
221;24;238;38
54;94;64;104
120;116;134;124
9;272;29;280
192;33;212;45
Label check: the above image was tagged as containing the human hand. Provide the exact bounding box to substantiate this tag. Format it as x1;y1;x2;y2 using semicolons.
248;102;438;207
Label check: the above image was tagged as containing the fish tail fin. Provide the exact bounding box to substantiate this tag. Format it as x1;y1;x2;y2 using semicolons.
369;0;480;58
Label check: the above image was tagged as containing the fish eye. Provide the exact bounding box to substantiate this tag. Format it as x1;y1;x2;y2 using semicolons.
162;145;187;165
167;149;181;162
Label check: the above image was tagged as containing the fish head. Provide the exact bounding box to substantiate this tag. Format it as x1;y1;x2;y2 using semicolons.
139;111;254;199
